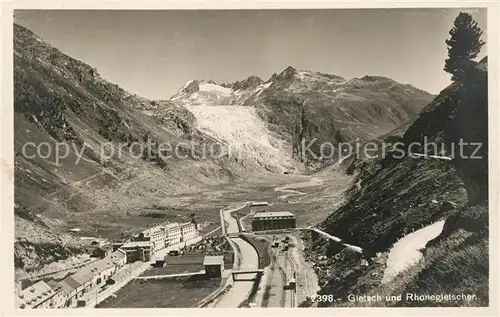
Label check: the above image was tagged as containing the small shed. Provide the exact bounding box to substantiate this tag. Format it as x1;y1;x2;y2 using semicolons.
203;255;224;278
92;245;113;259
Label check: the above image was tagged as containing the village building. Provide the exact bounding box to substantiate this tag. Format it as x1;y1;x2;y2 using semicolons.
159;222;200;247
248;201;270;214
203;255;225;278
92;245;113;259
132;226;165;252
181;222;199;242
161;222;182;246
58;257;116;307
46;281;66;308
17;280;64;309
109;249;127;268
251;211;296;231
120;241;152;263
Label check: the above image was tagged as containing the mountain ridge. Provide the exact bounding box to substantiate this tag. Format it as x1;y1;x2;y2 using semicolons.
13;23;260;271
170;64;434;167
12;22;435;278
305;57;488;307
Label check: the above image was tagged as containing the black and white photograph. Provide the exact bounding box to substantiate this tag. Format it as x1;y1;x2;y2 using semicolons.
2;4;495;312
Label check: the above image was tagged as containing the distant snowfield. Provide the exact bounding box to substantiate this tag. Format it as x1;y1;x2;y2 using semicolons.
186;105;294;171
381;220;445;284
172;80;275;107
253;82;273;96
199;83;232;96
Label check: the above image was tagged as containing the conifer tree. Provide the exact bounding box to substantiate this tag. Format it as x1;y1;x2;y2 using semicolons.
444;12;485;84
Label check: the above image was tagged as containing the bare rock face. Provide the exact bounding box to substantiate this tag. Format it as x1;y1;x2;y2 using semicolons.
182;80;201;94
280;66;298;81
222;75;264;90
171;80;201;99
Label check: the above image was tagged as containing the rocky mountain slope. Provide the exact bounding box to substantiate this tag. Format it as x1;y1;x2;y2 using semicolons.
11;22;438;278
304;57;488;307
13;23;251;271
171;67;434;165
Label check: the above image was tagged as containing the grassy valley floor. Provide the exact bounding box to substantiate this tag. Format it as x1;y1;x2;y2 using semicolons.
96;276;221;308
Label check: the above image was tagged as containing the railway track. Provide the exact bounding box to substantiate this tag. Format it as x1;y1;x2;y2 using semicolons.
259;234;299;308
262;245;287;307
284;236;298;307
276;252;287;307
285;257;296;307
